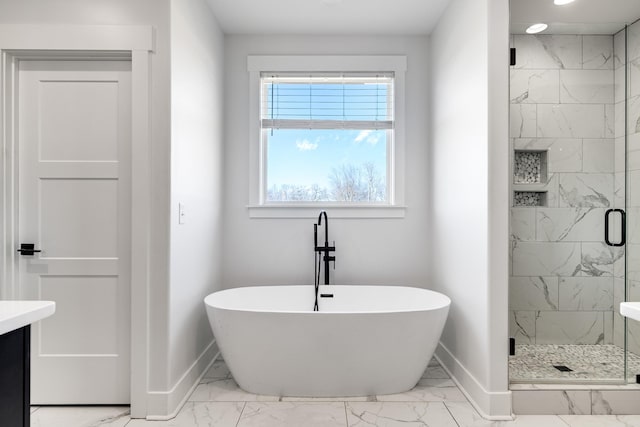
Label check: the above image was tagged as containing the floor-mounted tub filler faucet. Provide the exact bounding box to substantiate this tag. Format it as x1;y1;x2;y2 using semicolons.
314;211;335;311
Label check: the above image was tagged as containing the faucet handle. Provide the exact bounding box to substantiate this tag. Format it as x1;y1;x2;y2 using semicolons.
331;241;336;269
314;224;318;249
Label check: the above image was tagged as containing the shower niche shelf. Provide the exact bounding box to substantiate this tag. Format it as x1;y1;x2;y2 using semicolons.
513;150;548;207
513;190;547;207
514;150;547;184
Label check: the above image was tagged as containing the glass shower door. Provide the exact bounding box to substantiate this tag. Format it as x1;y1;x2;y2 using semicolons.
624;19;640;383
509;27;631;384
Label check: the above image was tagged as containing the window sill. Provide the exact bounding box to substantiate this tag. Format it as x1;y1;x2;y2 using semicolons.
247;204;406;219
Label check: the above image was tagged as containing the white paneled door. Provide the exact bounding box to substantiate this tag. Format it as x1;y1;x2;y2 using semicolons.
17;60;131;404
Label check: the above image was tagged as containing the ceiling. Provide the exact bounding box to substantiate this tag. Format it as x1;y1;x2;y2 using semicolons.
205;0;640;36
205;0;451;35
510;0;640;34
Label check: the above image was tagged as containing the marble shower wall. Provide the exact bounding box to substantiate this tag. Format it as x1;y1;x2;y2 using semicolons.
509;34;622;350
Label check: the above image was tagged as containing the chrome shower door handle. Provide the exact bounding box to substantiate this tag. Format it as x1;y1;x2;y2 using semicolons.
604;208;626;247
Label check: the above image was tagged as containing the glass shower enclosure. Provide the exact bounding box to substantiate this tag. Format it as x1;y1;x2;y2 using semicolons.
509;19;640;384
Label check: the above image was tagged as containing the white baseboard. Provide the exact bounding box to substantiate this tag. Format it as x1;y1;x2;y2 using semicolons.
145;339;219;420
435;341;513;420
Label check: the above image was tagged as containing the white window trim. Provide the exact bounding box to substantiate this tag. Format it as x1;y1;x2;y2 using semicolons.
247;55;407;219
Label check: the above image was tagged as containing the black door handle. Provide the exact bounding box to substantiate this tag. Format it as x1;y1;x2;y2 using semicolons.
604;209;626;247
17;243;41;256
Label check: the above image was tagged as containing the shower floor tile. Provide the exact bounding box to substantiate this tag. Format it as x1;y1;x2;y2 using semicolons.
510;344;640;382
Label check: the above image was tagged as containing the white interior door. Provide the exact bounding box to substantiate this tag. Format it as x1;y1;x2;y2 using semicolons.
17;60;131;404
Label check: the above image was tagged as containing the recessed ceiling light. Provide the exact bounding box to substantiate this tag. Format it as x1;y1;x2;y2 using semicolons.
526;23;548;34
554;0;575;5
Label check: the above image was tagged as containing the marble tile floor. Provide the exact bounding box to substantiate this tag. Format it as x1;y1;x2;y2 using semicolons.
510;344;640;383
31;358;640;427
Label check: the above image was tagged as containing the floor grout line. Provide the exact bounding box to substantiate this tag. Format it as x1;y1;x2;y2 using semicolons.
343;401;348;427
234;402;247;427
442;401;463;427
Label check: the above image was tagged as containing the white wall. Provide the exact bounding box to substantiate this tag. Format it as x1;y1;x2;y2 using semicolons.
167;0;225;414
222;35;430;290
428;0;510;418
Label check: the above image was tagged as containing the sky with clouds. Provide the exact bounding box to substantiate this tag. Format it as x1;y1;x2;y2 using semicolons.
266;128;387;190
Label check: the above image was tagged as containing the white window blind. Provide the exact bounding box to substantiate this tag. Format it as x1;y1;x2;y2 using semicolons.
260;72;394;130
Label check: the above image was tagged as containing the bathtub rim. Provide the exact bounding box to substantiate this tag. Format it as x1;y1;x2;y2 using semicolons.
204;284;451;315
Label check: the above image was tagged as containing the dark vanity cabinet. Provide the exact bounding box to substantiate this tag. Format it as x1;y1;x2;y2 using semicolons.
0;325;30;427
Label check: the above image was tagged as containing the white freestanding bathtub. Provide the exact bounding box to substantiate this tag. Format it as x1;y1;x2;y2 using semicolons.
204;285;450;397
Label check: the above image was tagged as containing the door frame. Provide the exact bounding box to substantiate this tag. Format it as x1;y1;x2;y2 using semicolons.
0;25;154;418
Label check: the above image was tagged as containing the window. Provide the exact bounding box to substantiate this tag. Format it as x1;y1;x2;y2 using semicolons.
262;73;393;203
248;56;406;218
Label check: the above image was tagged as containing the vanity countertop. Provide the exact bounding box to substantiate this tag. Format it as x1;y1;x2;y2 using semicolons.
620;302;640;323
0;300;55;335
